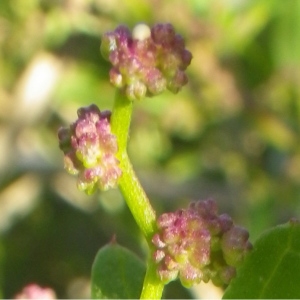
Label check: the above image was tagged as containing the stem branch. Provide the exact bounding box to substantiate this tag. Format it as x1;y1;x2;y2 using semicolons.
110;90;164;299
110;90;157;240
140;258;165;299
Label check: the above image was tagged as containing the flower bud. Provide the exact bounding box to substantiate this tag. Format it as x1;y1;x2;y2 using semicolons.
101;23;192;100
152;199;252;288
221;226;252;267
58;104;122;194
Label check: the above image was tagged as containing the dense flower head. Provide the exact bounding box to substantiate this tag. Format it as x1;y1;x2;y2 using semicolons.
101;23;192;100
152;199;252;288
58;104;122;194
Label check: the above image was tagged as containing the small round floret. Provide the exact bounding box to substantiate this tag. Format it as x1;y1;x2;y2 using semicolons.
152;199;252;287
58;104;122;194
101;23;192;100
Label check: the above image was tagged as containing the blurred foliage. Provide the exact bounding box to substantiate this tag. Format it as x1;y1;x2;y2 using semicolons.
0;0;300;298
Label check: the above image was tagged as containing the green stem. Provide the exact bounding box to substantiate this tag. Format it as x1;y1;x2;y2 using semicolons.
140;257;165;299
110;90;133;155
110;90;165;299
110;90;157;240
118;155;157;240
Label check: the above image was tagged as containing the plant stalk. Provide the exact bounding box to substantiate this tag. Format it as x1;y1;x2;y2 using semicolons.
110;90;165;299
110;90;157;240
140;257;164;299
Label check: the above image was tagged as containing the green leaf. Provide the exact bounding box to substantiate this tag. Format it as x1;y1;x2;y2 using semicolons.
223;219;300;299
91;241;146;299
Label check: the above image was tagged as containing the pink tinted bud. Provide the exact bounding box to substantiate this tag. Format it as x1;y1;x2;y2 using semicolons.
157;265;178;283
153;249;165;263
152;199;252;288
167;71;188;93
125;81;147;100
192;198;219;218
14;284;56;299
222;226;253;267
101;23;192;100
58;104;122;194
151;23;176;46
218;214;234;232
109;68;123;88
152;204;211;287
152;233;166;249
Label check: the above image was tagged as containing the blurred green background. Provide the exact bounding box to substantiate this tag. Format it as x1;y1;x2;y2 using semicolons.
1;0;300;298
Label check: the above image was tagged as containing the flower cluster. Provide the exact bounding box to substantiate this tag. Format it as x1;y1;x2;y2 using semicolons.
14;284;56;299
152;199;252;288
101;23;192;100
58;104;122;194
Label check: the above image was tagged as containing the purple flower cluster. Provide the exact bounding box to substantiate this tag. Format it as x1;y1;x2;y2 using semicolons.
101;23;192;100
152;199;252;288
58;104;122;194
14;283;56;299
